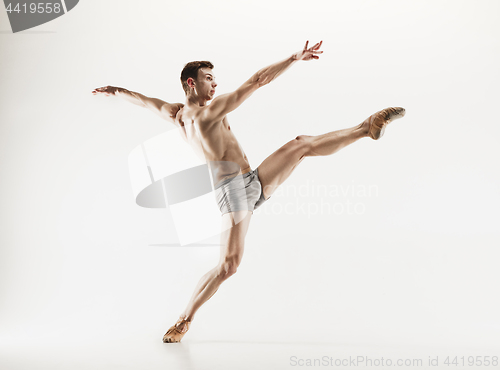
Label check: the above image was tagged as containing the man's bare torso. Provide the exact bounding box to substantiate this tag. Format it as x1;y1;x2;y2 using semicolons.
175;106;251;185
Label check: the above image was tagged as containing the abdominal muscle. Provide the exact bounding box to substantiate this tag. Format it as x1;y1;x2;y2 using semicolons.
179;116;251;186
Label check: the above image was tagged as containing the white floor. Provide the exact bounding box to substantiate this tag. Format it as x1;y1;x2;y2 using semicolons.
2;324;498;370
1;232;499;370
2;341;496;370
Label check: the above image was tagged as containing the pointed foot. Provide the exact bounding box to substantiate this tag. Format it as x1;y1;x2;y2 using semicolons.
363;107;406;140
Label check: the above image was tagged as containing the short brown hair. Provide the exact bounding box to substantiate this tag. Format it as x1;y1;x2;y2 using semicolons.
180;61;214;94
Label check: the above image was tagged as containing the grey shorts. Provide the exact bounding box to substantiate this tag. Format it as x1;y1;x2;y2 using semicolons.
214;168;270;215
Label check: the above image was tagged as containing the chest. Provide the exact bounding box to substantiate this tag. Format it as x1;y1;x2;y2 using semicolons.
176;112;234;148
222;116;231;131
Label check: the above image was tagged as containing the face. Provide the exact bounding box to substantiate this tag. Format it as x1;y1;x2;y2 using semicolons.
193;68;217;100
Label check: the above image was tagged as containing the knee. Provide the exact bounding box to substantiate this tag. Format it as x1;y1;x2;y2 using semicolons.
295;135;310;141
294;135;313;158
217;259;239;281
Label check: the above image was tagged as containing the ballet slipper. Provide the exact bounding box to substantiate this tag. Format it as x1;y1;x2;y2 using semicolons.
162;317;192;343
364;107;406;140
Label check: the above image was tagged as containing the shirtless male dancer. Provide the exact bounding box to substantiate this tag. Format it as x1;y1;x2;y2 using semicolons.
92;41;406;343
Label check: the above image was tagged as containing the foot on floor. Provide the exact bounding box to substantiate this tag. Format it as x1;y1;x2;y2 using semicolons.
162;317;191;343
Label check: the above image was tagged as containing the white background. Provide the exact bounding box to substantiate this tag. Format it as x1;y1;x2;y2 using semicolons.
1;0;499;369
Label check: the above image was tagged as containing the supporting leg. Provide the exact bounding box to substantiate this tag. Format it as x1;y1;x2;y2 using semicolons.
163;211;252;343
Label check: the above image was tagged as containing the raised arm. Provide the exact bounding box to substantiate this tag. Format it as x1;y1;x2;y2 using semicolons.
92;86;183;124
204;41;323;124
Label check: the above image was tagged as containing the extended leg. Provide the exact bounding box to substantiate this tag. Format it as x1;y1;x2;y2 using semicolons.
257;107;405;199
162;210;252;343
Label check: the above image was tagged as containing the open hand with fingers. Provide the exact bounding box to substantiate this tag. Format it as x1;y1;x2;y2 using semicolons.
294;40;323;61
92;86;124;96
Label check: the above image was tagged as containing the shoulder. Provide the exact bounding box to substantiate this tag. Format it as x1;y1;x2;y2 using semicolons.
161;102;184;123
199;96;229;124
164;102;184;115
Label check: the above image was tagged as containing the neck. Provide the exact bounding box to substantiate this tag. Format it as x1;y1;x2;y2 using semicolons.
186;93;208;107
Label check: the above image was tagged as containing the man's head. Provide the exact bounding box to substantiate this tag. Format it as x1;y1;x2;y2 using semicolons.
180;61;216;99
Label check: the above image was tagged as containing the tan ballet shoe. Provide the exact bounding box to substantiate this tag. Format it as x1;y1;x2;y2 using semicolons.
162;317;192;343
364;107;406;140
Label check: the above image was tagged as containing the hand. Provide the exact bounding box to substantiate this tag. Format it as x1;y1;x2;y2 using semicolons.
294;40;323;61
92;86;124;96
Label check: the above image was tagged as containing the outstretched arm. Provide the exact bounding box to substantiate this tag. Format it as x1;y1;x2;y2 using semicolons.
92;86;183;124
204;41;323;124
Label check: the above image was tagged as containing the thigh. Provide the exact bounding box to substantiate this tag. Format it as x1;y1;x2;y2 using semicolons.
256;135;312;200
219;210;252;265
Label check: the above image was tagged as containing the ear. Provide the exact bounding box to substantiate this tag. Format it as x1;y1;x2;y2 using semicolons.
187;77;196;89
